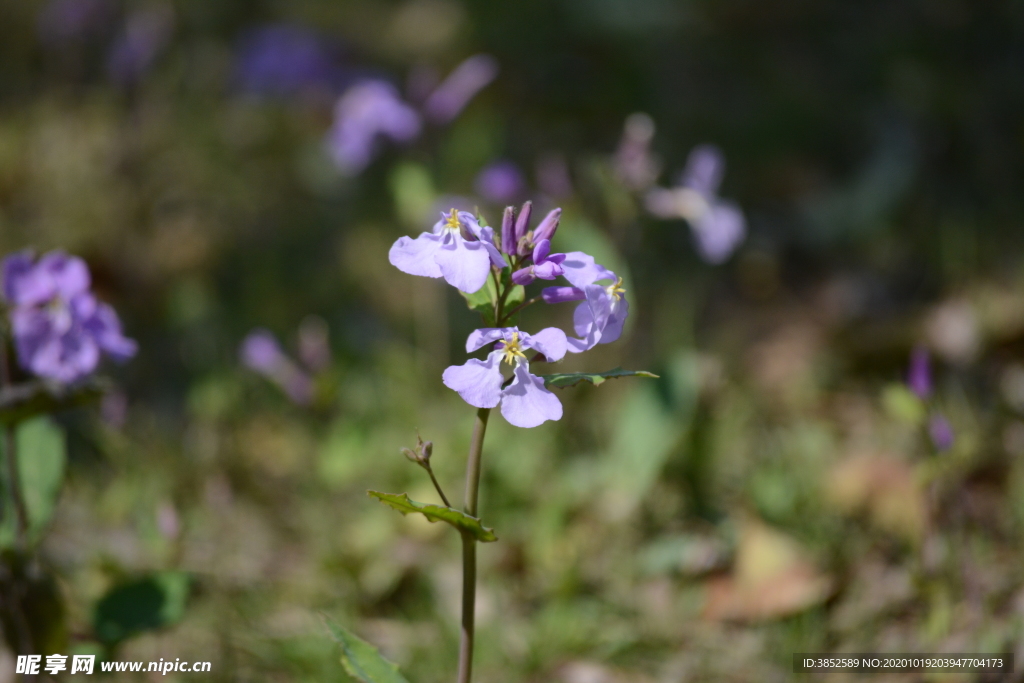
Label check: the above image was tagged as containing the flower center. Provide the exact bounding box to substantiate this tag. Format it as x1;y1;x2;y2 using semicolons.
500;331;527;366
444;209;462;232
606;277;626;302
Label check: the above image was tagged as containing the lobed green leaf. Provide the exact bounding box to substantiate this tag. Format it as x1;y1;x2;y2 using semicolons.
541;368;659;389
368;491;498;542
323;616;411;683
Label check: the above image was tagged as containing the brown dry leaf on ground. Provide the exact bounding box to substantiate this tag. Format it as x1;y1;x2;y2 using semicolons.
702;517;833;621
826;452;928;542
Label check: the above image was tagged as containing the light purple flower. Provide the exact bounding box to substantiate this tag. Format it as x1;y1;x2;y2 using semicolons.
645;144;746;264
106;5;174;86
907;346;931;399
423;54;499;124
326;80;422;175
475;160;525;204
239;329;313;405
929;414;954;451
442;326;567;428
511;239;566;286
2;250;137;384
542;252;628;353
614;113;660;191
234;24;338;98
388;209;505;293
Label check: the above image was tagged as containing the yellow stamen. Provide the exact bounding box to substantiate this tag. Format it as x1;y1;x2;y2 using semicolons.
500;331;527;366
606;277;626;301
444;209;462;231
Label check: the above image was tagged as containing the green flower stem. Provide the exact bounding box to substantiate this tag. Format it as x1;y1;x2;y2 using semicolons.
457;407;490;683
499;295;542;326
0;341;27;549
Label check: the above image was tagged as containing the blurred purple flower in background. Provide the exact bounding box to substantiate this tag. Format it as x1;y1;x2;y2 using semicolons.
475;160;526;204
614;113;660;191
37;0;112;44
423;54;498;125
443;327;567;428
326;80;421;174
929;414;954;451
106;5;173;86
907;346;932;398
234;24;339;98
646;144;747;264
239;329;313;405
2;250;137;383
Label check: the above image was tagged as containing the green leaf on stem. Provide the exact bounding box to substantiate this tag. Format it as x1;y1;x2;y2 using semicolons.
541;368;659;389
367;491;498;542
459;277;498;326
458;269;525;327
0;416;67;547
93;572;191;645
323;616;411;683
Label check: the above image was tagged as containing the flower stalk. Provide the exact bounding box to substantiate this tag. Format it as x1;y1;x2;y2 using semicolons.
457;407;490;683
0;338;28;549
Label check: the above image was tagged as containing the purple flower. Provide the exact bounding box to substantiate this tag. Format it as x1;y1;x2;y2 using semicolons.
929;414;954;451
645;144;746;264
442;326;567;428
907;346;931;399
234;24;338;98
2;250;136;384
511;239;566;286
542;252;628;353
326;80;422;175
388;209;505;293
239;329;313;405
423;54;499;125
106;5;174;87
614;112;660;191
37;0;112;45
475;160;526;204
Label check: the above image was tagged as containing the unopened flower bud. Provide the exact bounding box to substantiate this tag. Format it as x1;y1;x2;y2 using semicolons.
421;440;433;461
401;447;420;463
514;200;533;254
511;267;535;286
501;206;516;255
532;208;561;244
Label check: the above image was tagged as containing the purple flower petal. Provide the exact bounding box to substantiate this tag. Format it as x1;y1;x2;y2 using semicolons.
560;251;616;288
434;237;493;293
85;301;138;361
442;352;503;409
240;329;284;374
327;80;421;174
680;144;725;196
499;364;562;428
389;232;445;279
2;251;48;306
523;327;567;362
465;328;505;353
907;346;931;399
692;200;745;264
423;54;499;125
542;286;585;304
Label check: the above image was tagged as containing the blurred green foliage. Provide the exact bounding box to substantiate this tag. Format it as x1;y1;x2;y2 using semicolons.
1;0;1024;681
